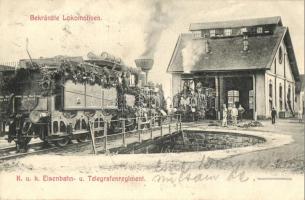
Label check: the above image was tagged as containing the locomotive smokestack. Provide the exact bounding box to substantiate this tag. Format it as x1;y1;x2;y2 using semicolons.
135;58;154;85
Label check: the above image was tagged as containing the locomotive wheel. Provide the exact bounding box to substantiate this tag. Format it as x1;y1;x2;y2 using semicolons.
15;137;31;153
42;140;51;148
54;137;70;147
76;134;88;143
110;118;122;134
126;119;136;131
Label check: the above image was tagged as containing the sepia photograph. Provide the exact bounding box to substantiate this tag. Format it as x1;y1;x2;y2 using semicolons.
0;0;304;199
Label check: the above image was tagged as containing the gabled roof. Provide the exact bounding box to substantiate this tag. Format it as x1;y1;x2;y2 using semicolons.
167;26;287;73
297;74;305;92
189;16;282;31
283;28;300;81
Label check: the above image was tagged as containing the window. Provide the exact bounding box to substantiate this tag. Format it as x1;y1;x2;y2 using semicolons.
269;81;273;98
279;84;283;110
53;121;58;133
192;31;202;39
94;118;99;128
287;85;291;102
287;85;292;111
81;119;87;129
249;90;254;109
224;29;232;36
279;46;283;64
240;27;247;34
210;29;215;37
60;121;66;132
99;118;104;127
269;81;273;112
228;90;239;107
292;88;295;109
257;27;263;34
75;120;80;130
243;35;249;51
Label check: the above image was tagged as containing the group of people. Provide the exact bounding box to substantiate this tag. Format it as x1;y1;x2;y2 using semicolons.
222;104;245;127
222;105;303;126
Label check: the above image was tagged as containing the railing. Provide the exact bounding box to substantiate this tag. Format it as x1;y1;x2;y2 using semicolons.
0;62;18;67
88;114;182;154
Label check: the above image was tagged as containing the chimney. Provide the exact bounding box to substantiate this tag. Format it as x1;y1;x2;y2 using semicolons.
243;35;249;51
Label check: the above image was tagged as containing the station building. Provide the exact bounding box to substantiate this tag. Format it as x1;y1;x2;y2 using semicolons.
167;16;301;119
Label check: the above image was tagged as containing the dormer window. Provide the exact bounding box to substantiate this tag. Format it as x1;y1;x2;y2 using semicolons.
257;27;263;34
210;29;215;37
240;27;247;34
243;35;249;51
192;31;202;39
224;29;232;36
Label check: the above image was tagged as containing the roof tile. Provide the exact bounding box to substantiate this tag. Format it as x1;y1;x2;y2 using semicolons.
167;26;286;73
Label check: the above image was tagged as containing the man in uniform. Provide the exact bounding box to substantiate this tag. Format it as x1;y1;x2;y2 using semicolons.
271;107;277;124
238;104;245;122
231;104;238;126
222;104;228;127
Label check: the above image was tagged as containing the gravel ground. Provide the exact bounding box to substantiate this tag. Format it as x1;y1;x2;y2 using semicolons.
0;118;303;200
222;119;304;173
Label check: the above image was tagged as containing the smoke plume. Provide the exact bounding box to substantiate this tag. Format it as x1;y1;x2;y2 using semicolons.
182;40;206;73
141;1;171;58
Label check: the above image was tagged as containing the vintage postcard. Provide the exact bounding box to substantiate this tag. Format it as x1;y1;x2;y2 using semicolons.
0;0;304;199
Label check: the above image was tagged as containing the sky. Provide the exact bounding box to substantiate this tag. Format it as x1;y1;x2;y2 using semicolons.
0;0;303;97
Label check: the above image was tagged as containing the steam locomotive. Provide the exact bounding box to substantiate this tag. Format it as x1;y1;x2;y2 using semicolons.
0;52;167;151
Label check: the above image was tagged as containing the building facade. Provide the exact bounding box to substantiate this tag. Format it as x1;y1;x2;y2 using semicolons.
296;74;305;116
167;16;300;119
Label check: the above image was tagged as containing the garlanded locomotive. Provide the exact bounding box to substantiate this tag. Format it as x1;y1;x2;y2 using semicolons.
0;52;167;151
172;80;216;122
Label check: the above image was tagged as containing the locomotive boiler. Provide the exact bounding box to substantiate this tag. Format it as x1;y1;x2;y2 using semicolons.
0;52;167;151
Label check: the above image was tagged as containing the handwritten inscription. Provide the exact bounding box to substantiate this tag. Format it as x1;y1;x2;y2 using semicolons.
150;155;301;184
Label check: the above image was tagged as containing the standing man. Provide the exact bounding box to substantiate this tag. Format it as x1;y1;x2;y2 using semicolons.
271;107;277;124
222;104;228;127
231;104;238;126
238;104;245;122
298;109;303;123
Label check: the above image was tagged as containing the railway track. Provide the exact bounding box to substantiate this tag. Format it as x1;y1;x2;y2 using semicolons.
0;135;134;161
0;139;99;161
0;123;180;161
0;142;58;161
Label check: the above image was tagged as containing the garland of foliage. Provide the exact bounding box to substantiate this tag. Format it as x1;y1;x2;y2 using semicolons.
0;60;140;97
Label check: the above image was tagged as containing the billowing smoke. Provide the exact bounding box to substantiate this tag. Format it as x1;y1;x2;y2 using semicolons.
141;1;171;58
182;40;206;73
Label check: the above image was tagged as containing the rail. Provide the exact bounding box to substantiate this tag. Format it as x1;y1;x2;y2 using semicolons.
88;114;182;154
